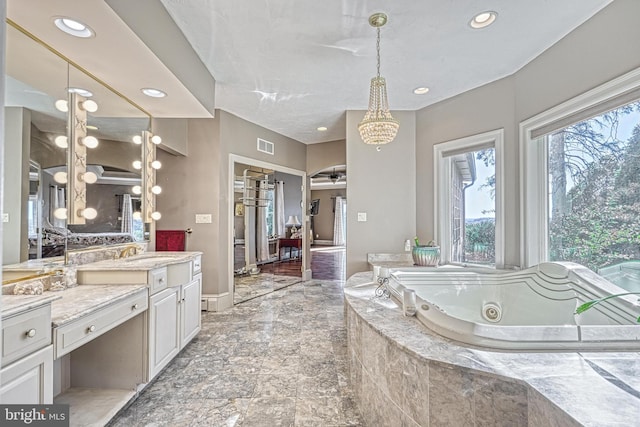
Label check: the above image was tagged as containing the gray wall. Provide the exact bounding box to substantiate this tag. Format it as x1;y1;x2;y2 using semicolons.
346;110;416;277
3;107;30;264
310;188;346;241
307;139;346;175
415;0;640;269
274;171;303;228
1;3;6;270
157;110;307;303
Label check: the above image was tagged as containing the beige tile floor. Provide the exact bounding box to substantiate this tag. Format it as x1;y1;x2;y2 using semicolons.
109;279;363;426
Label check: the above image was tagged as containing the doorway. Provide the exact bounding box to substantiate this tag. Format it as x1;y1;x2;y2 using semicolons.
230;156;307;304
309;165;347;281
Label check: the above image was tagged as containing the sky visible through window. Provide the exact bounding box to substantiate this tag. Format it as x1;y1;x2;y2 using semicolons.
465;155;494;219
463;109;640;220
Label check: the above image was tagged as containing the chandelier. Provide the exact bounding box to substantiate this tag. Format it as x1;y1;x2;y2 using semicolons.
358;12;399;146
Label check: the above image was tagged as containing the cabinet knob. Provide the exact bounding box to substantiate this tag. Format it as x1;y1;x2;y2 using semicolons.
132;303;139;310
26;328;37;338
158;278;165;283
88;325;96;333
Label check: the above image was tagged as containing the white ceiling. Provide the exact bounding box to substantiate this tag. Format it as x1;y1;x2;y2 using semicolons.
7;0;613;144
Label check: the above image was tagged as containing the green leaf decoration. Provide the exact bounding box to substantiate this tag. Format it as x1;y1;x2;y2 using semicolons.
575;292;640;323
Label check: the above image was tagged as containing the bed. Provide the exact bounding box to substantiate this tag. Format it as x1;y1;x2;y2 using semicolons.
29;227;136;258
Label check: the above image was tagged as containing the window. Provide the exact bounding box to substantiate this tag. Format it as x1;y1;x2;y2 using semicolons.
547;104;640;272
521;67;640;269
265;188;274;237
434;129;504;267
27;195;38;238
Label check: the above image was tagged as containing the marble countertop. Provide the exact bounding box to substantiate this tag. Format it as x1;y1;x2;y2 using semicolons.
345;272;640;427
1;293;62;318
367;253;414;268
76;251;202;271
50;284;148;327
3;259;65;269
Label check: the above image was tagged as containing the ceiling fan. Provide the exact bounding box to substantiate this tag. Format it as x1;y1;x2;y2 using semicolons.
314;168;346;183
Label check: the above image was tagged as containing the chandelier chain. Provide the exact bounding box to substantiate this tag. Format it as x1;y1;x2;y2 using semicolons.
376;27;381;78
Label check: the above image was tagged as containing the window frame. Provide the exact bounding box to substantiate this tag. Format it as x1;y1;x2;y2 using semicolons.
433;129;505;268
520;67;640;268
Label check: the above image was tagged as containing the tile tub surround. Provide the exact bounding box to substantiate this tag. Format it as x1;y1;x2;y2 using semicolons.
110;279;364;426
345;272;640;427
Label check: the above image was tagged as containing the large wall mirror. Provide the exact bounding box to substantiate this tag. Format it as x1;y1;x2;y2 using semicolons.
3;23;150;266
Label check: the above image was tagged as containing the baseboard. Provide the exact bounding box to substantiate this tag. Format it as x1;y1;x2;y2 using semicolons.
201;293;232;312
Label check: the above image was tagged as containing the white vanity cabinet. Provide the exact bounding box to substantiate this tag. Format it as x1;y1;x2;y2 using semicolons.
181;272;202;348
148;286;180;379
0;303;54;404
0;346;53;404
75;252;203;383
147;259;202;380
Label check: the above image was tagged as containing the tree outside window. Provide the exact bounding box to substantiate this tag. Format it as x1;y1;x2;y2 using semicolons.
547;101;640;272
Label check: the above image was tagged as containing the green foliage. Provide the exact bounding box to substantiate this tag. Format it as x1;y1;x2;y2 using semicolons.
575;292;640;322
550;122;640;271
465;220;495;263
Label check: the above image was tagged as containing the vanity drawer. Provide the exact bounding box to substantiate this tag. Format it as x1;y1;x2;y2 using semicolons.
148;267;168;295
193;255;202;274
2;305;51;366
53;290;148;359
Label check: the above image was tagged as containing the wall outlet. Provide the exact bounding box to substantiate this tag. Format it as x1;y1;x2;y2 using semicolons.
357;212;367;222
195;214;212;223
2;213;8;223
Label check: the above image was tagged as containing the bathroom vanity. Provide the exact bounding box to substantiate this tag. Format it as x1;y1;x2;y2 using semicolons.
1;249;203;426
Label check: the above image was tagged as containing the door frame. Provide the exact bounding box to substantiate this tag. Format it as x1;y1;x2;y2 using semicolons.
228;154;308;300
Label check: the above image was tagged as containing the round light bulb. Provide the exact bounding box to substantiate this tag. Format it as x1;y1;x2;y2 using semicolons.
132;160;142;170
151;160;162;169
53;171;68;184
151;185;162;195
55;99;68;112
151;135;162;145
82;136;99;149
54;135;68;148
470;11;498;29
80;99;98;112
132;135;142;145
82;171;98;184
81;207;98;220
151;211;162;221
132;185;142;195
132;211;142;220
54;208;67;220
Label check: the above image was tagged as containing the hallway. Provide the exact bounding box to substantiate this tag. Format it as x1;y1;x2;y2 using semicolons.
110;278;363;426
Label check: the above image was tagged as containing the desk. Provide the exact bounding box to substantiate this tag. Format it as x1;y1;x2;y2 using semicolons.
277;238;302;261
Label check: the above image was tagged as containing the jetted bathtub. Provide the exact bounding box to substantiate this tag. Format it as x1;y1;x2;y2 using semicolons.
385;262;640;351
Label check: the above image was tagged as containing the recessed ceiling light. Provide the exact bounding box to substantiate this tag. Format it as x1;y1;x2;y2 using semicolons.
141;88;167;98
413;87;430;95
469;11;497;29
317;126;328;131
54;17;95;38
67;87;93;97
